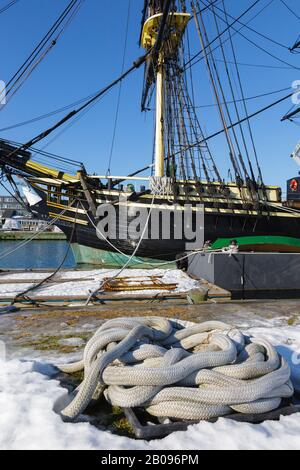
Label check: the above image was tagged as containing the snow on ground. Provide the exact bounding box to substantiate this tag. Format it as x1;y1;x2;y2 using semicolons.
1;320;300;450
0;269;200;298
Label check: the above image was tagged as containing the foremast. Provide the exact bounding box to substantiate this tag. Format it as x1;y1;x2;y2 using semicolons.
141;1;190;177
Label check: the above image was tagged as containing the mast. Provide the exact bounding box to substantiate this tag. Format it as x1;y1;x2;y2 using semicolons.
141;0;190;178
155;49;165;177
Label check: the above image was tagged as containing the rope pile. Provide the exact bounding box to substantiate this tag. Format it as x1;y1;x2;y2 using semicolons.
57;318;294;422
149;176;174;198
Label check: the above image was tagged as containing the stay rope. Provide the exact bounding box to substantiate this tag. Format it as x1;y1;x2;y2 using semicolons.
84;195;156;305
10;202;80;305
0;200;78;263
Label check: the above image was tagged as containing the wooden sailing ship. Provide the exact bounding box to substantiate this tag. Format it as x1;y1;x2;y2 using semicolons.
1;0;300;267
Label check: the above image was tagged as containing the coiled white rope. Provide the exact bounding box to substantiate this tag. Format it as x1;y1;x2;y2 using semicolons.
149;176;174;199
56;317;294;422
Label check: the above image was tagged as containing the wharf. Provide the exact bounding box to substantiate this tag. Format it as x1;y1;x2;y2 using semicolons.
188;252;300;299
0;231;66;241
1;299;300;357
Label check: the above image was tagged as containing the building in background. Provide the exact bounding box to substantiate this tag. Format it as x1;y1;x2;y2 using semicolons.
0;195;59;232
0;195;27;219
1;216;50;232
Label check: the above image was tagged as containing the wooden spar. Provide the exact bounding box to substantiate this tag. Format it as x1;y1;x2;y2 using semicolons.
282;106;300;121
0;278;95;285
141;8;191;176
0;293;188;303
155;52;165;177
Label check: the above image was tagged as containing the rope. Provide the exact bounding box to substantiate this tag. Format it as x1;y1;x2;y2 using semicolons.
0;0;84;106
11;203;79;305
200;0;300;72
279;0;300;21
84;195;156;305
81;198;226;269
106;0;131;175
265;202;300;216
169;90;294;159
206;0;290;51
56;317;294;422
221;0;263;186
81;201;160;268
4;54;147;161
149;177;174;199
0;177;31;215
4;1;85;107
0;200;77;262
185;0;264;72
0;0;20;15
0;138;83;166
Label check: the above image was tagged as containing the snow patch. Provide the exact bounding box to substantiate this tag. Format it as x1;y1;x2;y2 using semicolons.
0;269;200;298
1;321;300;450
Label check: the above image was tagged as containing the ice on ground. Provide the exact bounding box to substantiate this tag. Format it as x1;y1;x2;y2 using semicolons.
0;269;200;298
0;321;300;450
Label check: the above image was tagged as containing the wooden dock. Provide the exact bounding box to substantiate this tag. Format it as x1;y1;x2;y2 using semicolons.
0;231;66;241
0;269;231;306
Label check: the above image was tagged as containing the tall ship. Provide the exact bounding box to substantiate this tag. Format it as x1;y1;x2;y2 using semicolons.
1;0;300;267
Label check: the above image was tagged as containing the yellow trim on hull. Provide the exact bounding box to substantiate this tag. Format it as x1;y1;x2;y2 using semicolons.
48;212;88;226
26;161;78;183
47;201;86;215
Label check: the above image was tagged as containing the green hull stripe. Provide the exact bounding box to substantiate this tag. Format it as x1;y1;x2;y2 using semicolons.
211;236;300;250
72;236;300;267
71;243;175;269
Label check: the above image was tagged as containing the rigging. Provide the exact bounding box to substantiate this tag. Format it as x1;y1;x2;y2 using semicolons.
200;0;300;71
1;59;150;162
290;37;300;53
282;106;300;122
279;0;300;21
184;0;263;71
192;1;243;181
0;0;85;107
205;0;290;51
211;0;256;184
221;0;263;185
214;58;294;70
107;0;131;176
0;84;290;135
1;138;83;167
0;90;105;132
172;90;295;156
0;0;20;15
195;86;291;109
129;90;295;178
184;0;298;74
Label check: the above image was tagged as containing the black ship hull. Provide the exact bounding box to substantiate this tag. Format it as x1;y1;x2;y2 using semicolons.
39;196;300;266
2;137;300;267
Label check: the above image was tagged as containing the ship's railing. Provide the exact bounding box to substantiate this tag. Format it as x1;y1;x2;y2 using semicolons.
89;176;150;182
88;175;151;193
87;176;282;202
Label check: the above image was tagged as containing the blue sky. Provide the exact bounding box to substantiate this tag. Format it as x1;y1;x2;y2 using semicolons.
0;0;300;195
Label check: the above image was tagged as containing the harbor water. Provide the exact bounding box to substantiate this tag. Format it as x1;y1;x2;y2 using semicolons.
0;240;76;270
